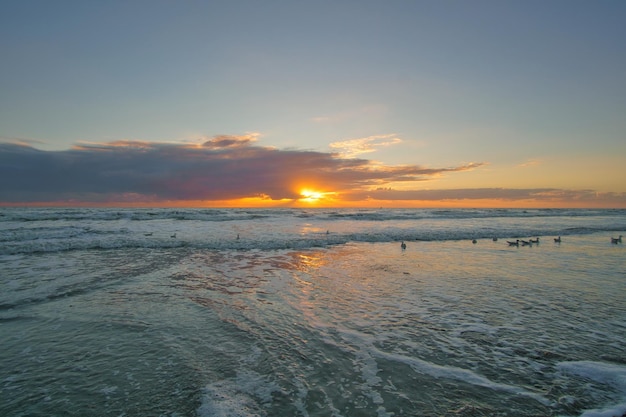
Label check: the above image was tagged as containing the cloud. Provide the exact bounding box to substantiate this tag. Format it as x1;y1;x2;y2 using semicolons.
329;134;403;158
517;158;542;168
0;135;47;147
201;133;259;149
2;137;622;207
0;137;485;204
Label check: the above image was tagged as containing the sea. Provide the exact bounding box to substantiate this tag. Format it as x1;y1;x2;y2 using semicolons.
1;207;625;417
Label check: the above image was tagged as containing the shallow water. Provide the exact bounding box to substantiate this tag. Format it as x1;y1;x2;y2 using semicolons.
1;209;625;416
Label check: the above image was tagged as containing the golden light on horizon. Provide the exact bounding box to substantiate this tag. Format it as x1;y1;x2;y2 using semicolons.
299;189;337;204
300;189;324;203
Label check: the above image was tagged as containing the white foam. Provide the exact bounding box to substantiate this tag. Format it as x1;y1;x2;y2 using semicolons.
558;361;626;417
381;348;550;405
577;405;626;417
337;326;550;406
197;370;285;417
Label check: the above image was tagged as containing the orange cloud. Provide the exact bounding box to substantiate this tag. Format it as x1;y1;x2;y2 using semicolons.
329;134;402;158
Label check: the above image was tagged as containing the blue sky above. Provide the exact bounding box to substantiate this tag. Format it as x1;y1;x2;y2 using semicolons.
1;0;625;206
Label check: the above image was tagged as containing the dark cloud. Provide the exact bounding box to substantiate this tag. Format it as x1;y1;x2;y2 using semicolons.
3;138;622;206
202;134;256;149
0;138;484;203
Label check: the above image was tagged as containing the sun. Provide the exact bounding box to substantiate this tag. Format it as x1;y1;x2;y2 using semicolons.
296;187;339;205
300;189;324;202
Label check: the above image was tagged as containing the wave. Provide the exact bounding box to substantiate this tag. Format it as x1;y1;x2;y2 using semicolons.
0;208;274;222
2;226;624;255
2;207;624;223
1;207;624;255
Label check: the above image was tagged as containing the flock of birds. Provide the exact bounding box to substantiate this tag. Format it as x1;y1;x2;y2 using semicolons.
400;234;623;249
504;237;544;247
144;231;624;247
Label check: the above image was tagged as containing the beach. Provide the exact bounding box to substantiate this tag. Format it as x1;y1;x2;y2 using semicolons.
1;208;625;416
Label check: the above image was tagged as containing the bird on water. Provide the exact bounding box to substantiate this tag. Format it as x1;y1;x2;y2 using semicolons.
401;241;406;250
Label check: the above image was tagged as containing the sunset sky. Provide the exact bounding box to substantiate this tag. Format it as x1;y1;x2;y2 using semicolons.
1;0;625;208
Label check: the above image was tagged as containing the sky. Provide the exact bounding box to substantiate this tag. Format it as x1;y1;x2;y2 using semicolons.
1;0;625;208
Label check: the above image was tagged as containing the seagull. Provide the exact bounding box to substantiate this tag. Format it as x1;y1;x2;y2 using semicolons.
611;235;623;244
554;236;561;243
507;239;519;247
401;241;406;250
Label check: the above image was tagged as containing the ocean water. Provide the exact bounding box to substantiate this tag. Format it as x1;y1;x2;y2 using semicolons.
1;207;625;417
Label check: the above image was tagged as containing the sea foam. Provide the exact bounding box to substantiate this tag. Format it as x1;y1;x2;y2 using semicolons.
558;361;626;417
198;370;286;417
